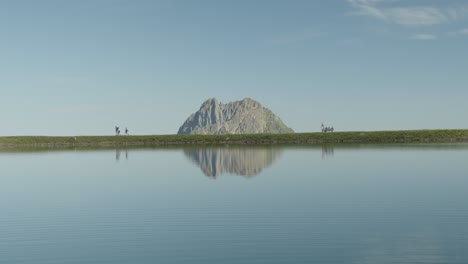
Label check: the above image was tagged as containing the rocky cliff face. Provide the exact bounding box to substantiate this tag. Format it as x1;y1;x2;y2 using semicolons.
177;98;294;135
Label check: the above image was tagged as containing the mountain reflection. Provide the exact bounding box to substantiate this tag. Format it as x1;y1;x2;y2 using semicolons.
184;146;283;178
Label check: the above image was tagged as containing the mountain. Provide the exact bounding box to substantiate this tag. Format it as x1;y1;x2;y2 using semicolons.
177;98;294;135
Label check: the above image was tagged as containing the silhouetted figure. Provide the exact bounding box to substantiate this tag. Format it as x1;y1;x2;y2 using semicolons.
115;126;119;135
125;127;128;135
321;123;336;133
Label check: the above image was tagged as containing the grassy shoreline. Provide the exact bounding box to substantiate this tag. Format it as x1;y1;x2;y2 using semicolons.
0;129;467;148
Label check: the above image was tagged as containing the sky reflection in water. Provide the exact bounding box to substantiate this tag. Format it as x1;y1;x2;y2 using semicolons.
0;144;467;264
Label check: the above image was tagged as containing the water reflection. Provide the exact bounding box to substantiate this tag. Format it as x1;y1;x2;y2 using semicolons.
1;144;468;264
321;145;334;159
115;149;129;162
184;146;283;178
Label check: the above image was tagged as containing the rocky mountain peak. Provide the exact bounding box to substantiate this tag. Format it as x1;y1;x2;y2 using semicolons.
200;98;219;108
177;98;294;135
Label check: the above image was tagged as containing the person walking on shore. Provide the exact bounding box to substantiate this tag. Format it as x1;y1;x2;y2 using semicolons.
125;127;129;135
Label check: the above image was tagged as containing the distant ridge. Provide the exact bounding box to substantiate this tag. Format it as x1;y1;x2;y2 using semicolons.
177;98;294;135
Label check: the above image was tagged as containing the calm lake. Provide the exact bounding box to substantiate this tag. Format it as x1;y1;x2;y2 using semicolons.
1;144;467;264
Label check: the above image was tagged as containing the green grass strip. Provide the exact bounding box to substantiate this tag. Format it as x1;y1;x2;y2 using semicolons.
1;129;467;148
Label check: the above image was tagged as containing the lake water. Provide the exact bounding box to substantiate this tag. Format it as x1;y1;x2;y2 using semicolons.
1;144;467;264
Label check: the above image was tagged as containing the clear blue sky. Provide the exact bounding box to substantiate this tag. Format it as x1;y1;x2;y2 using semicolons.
1;0;467;136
